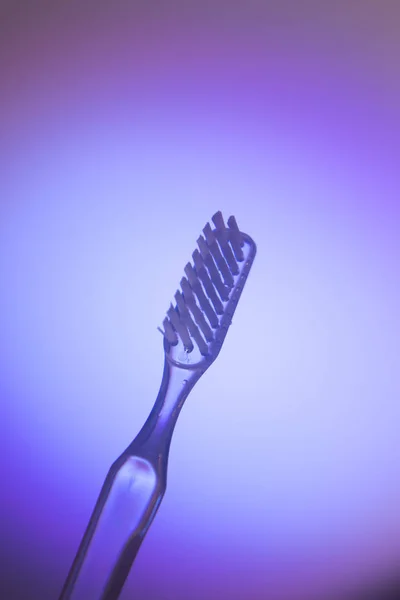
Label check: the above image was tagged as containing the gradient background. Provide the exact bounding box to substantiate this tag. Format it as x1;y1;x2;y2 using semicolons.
1;1;399;599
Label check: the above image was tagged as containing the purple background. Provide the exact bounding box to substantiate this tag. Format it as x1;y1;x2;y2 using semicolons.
1;2;399;599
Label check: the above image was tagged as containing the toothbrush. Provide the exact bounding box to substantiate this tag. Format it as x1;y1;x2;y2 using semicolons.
59;211;257;600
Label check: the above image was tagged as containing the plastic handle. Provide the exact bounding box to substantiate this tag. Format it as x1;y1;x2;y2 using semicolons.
60;357;202;599
59;454;164;600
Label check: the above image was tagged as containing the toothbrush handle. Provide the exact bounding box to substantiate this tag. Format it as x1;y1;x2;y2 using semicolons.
59;453;164;600
60;357;194;600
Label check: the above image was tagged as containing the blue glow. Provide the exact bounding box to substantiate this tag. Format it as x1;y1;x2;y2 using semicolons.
1;9;400;598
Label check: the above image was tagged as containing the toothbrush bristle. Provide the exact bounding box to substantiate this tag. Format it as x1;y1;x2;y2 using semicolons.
197;235;230;301
160;211;251;357
227;215;245;261
203;222;234;288
192;249;224;315
184;262;219;329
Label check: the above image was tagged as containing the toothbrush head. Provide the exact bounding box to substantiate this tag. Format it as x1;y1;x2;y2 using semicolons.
159;211;257;369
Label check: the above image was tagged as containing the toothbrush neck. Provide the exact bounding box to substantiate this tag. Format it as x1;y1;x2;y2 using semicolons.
127;357;203;466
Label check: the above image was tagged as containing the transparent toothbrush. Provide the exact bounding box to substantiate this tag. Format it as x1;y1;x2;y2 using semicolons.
59;212;256;600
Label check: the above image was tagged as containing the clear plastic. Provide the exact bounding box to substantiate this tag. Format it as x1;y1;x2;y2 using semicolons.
59;231;257;599
59;358;203;600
